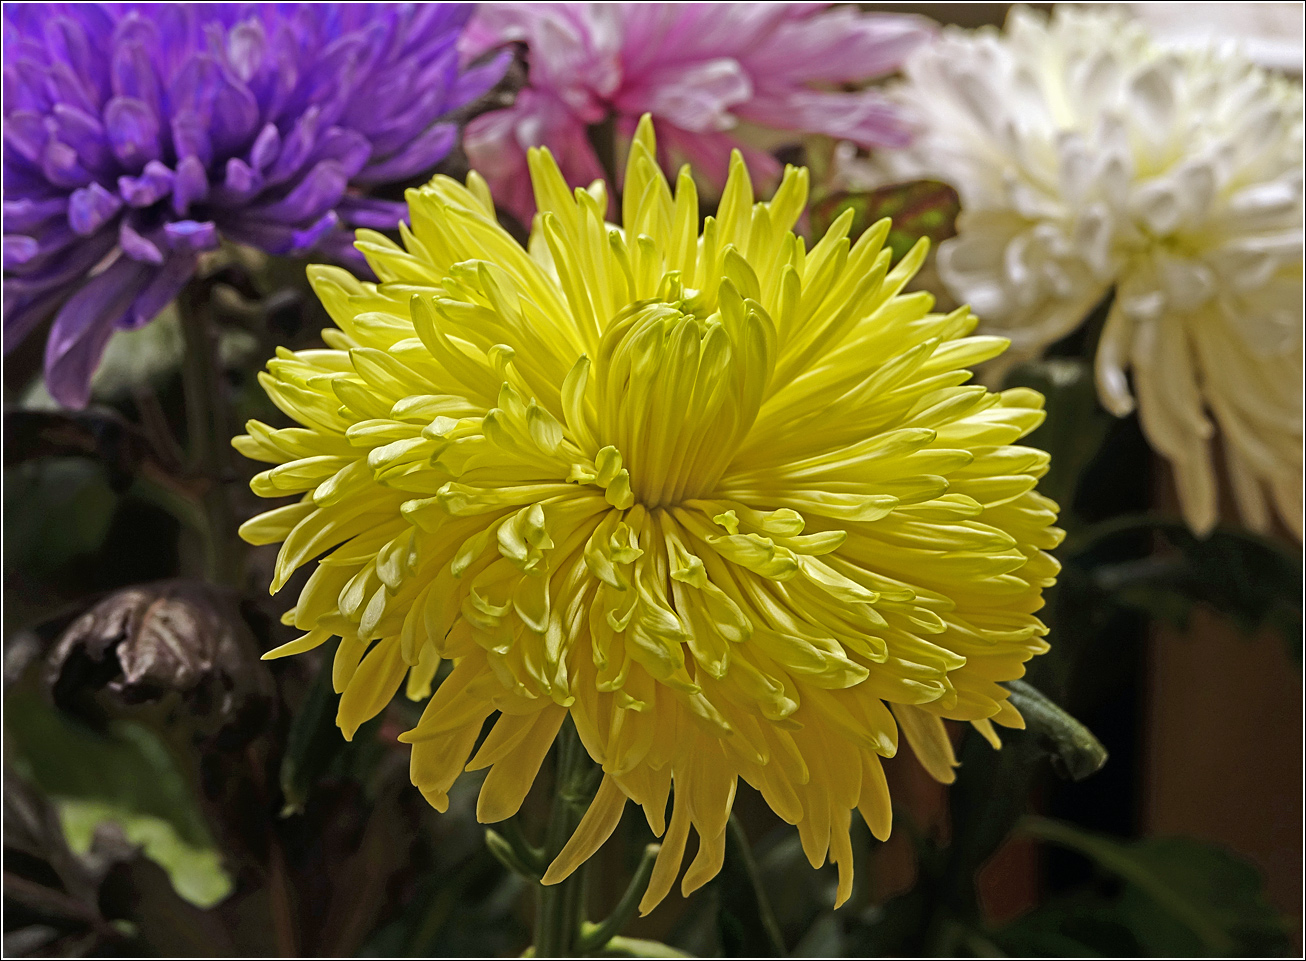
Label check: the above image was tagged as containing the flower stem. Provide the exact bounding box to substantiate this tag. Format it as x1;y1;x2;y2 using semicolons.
575;843;659;953
534;720;591;956
726;815;787;956
177;284;243;587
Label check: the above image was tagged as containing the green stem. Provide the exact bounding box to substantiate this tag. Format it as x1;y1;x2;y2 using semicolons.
534;721;591;957
576;843;660;954
596;936;690;958
726;815;787;956
177;285;243;587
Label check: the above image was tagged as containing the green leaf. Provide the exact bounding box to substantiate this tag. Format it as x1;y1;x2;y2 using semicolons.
4;689;231;908
1003;358;1115;512
991;892;1147;956
1114;839;1292;956
278;638;343;815
1015;818;1291;956
1073;517;1302;660
809;180;960;260
58;799;230;908
3;458;119;575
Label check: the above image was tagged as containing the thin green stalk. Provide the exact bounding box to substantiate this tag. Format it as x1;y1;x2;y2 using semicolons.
576;843;660;954
726;815;786;956
177;285;243;587
534;721;591;957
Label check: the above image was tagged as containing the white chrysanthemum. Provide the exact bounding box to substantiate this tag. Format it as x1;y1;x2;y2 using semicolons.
881;5;1304;537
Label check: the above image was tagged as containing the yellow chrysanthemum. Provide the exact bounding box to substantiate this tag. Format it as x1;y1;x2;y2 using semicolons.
236;117;1062;911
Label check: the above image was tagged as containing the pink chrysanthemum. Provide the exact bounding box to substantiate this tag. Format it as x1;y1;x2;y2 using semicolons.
460;3;933;221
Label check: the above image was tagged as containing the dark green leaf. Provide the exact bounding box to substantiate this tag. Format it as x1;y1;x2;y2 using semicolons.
1003;358;1115;512
1016;818;1291;956
1075;518;1302;659
3;459;119;577
4;690;230;907
1115;839;1292;956
992;892;1146;956
277;638;342;816
809;180;960;260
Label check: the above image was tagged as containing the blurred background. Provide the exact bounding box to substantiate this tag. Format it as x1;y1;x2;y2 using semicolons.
3;2;1301;957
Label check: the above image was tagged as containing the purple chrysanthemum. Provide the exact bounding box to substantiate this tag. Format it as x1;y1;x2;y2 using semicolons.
3;3;508;407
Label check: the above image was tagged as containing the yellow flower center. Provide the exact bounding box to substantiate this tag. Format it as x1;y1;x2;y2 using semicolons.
592;294;769;509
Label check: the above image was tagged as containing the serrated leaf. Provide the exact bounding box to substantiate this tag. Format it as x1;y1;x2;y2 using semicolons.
810;180;960;261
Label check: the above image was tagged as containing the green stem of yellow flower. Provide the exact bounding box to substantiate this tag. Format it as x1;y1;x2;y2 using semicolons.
534;720;591;957
726;815;787;956
575;843;660;953
178;284;244;588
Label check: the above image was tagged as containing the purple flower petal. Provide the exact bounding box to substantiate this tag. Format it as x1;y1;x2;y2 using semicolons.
209;74;261;156
43;16;102;104
226;20;268;84
253;160;348;223
4;196;69;232
172;155;209;215
127;252;198;328
265;106;321;184
314;128;373;179
448;48;513;112
216;157;262;204
104;96;161;168
289;210;340;254
6;3;495;383
168;52;222;118
163;219;219;252
119;219;164;265
356;122;457;184
68;181;123;235
4;235;41;269
118;160;174;207
338;197;408;231
44;255;152;408
4;285;69;351
5;228;115;296
110;39;162;113
170;110;212;165
42;137;93;189
45;59;100;117
248;122;281;172
52;103;112;172
4;58;53;113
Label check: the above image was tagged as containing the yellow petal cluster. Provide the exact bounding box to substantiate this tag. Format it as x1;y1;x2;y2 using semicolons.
237;117;1062;911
